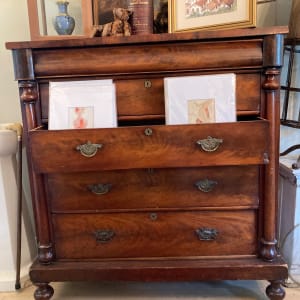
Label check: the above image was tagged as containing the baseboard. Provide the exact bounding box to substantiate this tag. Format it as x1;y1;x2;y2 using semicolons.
0;262;32;292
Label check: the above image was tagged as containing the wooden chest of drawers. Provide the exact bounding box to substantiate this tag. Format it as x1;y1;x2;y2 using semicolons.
6;27;288;299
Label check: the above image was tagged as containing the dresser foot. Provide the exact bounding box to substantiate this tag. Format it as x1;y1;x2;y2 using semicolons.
34;283;54;300
266;280;285;300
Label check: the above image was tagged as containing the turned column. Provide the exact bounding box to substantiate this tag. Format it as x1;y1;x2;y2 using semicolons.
260;34;286;300
12;50;55;300
260;34;283;261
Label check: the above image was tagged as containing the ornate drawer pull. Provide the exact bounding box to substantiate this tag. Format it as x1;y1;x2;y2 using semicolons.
194;179;218;193
88;183;112;195
195;228;218;241
76;141;103;158
94;230;115;243
196;136;223;152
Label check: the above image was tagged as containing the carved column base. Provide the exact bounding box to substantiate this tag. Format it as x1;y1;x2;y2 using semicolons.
38;243;54;265
260;238;277;261
266;280;285;300
34;283;54;300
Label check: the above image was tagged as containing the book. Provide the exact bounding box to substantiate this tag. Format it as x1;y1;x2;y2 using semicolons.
48;80;117;130
129;0;154;34
164;74;236;125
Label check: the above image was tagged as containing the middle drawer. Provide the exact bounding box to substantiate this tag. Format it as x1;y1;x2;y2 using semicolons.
48;166;259;212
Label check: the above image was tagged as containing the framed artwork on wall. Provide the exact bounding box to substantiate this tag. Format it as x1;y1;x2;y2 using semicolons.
27;0;93;40
169;0;256;33
92;0;130;25
154;0;168;33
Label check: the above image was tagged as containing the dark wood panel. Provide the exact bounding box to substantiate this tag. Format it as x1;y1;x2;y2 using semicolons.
29;257;288;282
48;166;259;212
33;41;262;77
29;121;269;173
53;210;257;259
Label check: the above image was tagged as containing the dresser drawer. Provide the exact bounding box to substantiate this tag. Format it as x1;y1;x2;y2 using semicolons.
48;166;259;212
30;120;269;173
53;210;257;259
39;73;260;122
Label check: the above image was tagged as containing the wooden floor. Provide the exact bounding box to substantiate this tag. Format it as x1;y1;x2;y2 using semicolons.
1;280;300;299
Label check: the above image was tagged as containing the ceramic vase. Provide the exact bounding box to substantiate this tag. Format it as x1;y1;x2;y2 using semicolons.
53;1;75;35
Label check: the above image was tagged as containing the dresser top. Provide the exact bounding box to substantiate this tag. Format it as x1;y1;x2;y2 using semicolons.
6;26;288;50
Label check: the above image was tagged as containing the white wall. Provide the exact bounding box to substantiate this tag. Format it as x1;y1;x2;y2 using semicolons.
0;0;35;291
0;0;29;123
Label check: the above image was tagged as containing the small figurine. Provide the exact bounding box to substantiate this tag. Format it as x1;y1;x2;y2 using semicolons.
91;8;132;37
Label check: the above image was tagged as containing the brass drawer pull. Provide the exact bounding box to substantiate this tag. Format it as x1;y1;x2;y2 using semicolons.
94;230;115;243
76;141;103;158
196;136;223;152
194;179;218;193
88;183;112;195
195;228;218;241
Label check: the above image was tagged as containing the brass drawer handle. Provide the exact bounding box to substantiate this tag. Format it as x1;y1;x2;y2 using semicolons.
194;179;218;193
195;228;218;241
88;183;112;195
94;230;115;243
76;141;103;158
196;136;223;152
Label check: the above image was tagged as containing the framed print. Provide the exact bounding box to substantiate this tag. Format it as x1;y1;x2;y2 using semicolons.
257;0;276;3
48;80;117;130
169;0;256;33
164;74;236;125
27;0;93;40
154;0;168;33
93;0;130;25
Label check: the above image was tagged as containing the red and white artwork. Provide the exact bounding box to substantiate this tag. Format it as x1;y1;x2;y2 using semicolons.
185;0;236;18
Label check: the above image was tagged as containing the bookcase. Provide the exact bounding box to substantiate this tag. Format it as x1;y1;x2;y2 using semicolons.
6;27;288;299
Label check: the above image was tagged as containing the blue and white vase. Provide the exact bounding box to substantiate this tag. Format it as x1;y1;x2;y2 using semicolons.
53;1;75;35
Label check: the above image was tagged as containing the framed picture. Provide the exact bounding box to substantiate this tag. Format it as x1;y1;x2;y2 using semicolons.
154;0;168;33
169;0;256;33
257;0;276;3
164;74;236;125
27;0;93;40
48;80;117;130
93;0;130;25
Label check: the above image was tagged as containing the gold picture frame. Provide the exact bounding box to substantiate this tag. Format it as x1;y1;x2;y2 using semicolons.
169;0;256;33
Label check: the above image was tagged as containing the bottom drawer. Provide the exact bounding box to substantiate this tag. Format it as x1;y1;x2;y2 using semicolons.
53;211;257;259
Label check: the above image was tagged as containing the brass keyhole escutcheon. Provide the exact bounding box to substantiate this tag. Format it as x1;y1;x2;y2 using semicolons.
144;128;153;136
150;213;158;221
144;80;152;88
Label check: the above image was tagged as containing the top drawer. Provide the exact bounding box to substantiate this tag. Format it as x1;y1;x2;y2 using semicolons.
29;121;269;173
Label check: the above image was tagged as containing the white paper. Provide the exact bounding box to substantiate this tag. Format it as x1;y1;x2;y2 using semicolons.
164;74;236;125
49;80;117;130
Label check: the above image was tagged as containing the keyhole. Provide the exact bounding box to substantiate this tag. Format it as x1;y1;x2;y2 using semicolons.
150;213;158;221
144;80;152;88
144;128;153;136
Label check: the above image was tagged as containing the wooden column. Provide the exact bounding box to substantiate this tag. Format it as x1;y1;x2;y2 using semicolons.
260;34;284;261
14;49;54;265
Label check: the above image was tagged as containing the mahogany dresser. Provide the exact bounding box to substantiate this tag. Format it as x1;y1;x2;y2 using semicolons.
6;27;289;299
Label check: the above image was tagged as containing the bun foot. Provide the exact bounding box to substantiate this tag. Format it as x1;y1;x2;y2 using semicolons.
34;283;54;300
266;280;285;300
